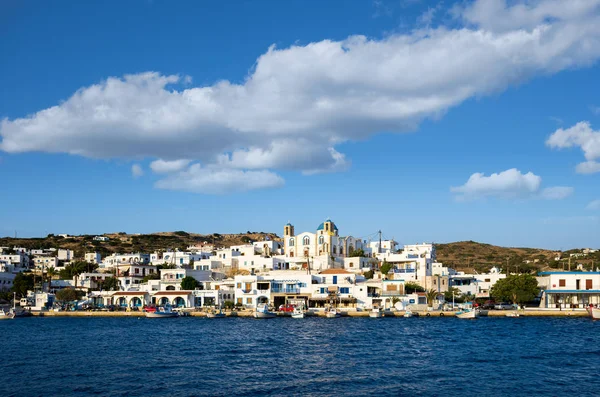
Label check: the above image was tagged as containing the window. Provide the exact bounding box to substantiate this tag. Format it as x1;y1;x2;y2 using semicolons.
298;283;307;288
237;298;242;304
340;287;350;294
559;279;566;287
289;238;295;246
318;236;324;244
237;283;241;288
485;278;491;282
303;236;310;245
320;288;326;294
349;262;354;268
587;279;593;290
246;298;252;304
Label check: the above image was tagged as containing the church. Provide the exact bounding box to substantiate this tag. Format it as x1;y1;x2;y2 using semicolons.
283;219;367;259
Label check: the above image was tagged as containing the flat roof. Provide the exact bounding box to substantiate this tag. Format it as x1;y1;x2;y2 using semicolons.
538;272;600;275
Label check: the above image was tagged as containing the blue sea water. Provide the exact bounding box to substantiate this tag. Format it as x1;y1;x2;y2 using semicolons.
2;316;600;396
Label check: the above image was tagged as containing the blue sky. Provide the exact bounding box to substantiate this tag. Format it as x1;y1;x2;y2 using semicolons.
1;0;599;250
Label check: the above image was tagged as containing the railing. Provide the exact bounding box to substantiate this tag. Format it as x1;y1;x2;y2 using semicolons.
271;287;300;294
382;291;402;296
242;289;256;295
393;268;415;273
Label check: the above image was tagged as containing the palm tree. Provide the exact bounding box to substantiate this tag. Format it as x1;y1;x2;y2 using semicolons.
426;289;439;308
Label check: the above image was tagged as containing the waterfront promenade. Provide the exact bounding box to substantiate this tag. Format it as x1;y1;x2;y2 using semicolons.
27;309;590;318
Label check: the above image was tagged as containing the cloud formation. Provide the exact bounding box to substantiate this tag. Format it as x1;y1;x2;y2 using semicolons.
587;199;600;210
2;0;600;193
131;164;144;178
451;168;573;200
546;121;600;174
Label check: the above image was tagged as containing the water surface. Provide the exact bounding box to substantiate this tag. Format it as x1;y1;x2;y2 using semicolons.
2;316;599;396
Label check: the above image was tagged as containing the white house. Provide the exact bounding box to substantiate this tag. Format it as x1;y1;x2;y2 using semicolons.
233;271;313;308
33;256;59;269
101;253;151;268
85;252;102;264
0;253;29;269
537;271;600;309
93;236;109;242
57;249;75;261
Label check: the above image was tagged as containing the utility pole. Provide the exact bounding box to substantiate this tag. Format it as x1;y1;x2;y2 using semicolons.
568;256;571;271
378;230;382;254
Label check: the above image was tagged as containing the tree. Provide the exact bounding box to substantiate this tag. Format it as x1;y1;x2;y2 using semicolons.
56;288;82;302
443;287;464;303
223;300;234;309
363;270;374;279
181;276;199;290
11;273;34;298
405;282;425;294
100;277;119;291
349;248;366;257
58;261;95;279
426;289;439;308
380;260;393;275
490;274;540;304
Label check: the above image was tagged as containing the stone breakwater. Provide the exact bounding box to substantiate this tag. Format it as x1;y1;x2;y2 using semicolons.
29;309;590;318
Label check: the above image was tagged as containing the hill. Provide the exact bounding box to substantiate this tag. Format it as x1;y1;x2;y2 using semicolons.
435;241;599;273
0;231;281;258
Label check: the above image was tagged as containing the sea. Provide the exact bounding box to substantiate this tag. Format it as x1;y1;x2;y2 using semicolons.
2;316;599;396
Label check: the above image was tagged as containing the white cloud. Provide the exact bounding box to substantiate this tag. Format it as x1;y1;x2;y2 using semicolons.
131;164;144;178
150;159;191;174
540;186;574;200
154;164;284;194
587;199;600;210
546;121;600;174
591;105;600;115
451;168;572;200
2;0;600;193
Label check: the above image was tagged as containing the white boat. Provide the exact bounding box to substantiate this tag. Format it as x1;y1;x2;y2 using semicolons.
145;304;178;318
0;309;15;320
403;309;414;318
587;305;600;320
455;309;478;319
476;308;489;317
506;311;520;318
206;309;226;319
325;309;340;318
369;307;383;318
291;307;305;319
254;304;277;319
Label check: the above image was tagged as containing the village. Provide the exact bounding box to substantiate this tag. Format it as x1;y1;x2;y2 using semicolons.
1;219;600;317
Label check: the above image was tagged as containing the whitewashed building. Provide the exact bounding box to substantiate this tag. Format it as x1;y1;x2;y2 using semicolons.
537;271;600;308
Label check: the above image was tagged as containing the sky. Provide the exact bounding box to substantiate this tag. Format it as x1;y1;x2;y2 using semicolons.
1;0;599;250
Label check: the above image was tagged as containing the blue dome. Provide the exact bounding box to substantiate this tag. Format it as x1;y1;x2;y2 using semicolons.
317;220;338;231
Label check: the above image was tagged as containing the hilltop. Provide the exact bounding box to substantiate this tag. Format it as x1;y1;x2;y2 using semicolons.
0;231;280;257
435;241;599;273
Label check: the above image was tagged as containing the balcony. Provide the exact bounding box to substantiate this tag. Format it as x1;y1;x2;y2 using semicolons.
393;268;415;273
271;287;300;294
242;289;257;295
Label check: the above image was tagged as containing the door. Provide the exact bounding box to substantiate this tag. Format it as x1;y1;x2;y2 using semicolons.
576;279;580;290
586;279;593;290
333;276;337;285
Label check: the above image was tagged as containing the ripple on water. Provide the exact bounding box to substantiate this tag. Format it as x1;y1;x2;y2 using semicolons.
2;316;600;396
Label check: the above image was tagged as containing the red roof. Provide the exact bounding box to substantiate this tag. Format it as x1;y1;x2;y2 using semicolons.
319;269;352;274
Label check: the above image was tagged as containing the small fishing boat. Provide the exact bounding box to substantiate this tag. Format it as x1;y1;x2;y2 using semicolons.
506;311;520;318
291;307;305;319
254;304;276;319
455;309;478;319
0;309;16;320
587;305;600;320
145;304;178;318
325;309;340;318
403;309;414;318
369;307;383;318
207;309;226;319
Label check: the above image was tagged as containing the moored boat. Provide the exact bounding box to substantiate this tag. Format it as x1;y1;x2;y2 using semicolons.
291;307;305;319
506;311;520;318
254;304;276;319
0;309;16;320
325;309;340;318
145;304;178;318
207;309;226;319
369;307;383;318
455;309;478;319
587;305;600;320
403;309;414;318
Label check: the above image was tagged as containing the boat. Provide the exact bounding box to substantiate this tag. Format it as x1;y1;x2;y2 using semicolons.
254;304;276;319
325;308;340;318
403;309;414;318
587;305;600;320
506;311;520;318
291;307;305;319
0;309;15;320
455;309;478;319
369;307;383;318
145;304;178;318
207;309;226;319
476;308;489;317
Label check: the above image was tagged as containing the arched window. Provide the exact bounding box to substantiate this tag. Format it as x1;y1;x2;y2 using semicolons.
318;236;324;244
340;246;344;255
289;238;295;246
333;247;337;254
303;236;310;245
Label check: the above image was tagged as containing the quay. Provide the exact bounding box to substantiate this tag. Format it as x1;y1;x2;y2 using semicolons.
28;309;590;318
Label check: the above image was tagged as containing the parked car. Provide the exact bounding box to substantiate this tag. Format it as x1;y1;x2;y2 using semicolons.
482;300;496;310
494;302;516;310
278;304;295;312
